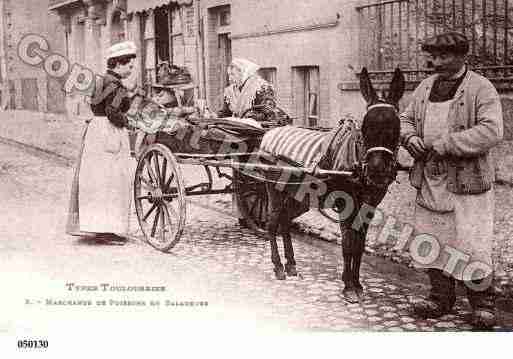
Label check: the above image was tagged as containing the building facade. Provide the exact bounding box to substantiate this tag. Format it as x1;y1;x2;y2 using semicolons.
45;0;198;118
3;0;368;126
199;0;366;127
1;0;512;138
0;0;65;112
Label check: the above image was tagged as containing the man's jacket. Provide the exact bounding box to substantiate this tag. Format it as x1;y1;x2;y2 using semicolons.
400;70;503;194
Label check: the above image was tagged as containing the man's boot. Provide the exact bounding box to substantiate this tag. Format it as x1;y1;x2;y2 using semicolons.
466;277;496;330
412;269;456;318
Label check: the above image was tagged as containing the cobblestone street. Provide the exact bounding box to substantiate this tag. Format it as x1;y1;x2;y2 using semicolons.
0;141;511;334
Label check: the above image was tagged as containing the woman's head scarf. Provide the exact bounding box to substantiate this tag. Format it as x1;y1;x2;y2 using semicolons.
230;58;260;85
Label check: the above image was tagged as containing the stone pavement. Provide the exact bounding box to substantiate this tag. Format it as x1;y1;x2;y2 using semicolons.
133;202;510;331
2;136;513;332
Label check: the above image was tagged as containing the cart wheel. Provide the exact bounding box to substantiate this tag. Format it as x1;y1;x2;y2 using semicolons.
134;143;186;252
233;170;269;234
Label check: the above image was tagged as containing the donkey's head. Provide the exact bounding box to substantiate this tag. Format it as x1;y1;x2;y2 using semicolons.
359;67;405;187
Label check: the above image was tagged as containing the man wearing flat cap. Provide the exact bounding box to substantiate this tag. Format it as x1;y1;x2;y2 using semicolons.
400;32;503;329
66;41;138;244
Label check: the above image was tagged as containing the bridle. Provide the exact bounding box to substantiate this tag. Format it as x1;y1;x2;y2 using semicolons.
360;103;400;188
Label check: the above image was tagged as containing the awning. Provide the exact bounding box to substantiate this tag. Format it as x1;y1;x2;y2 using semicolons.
127;0;192;14
48;0;80;11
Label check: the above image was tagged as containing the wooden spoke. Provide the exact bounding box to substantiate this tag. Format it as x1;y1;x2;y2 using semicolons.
144;157;158;185
137;195;152;201
241;191;257;200
162;204;173;232
258;197;265;223
153;152;162;187
143;203;158;222
140;176;154;190
161;158;168;186
151;205;161;238
248;196;258;217
164;173;175;191
165;202;180;222
159;205;166;243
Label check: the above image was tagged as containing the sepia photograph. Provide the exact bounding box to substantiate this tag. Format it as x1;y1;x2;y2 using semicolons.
0;0;512;355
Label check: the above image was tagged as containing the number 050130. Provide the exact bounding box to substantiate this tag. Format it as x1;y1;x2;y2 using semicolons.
17;339;48;349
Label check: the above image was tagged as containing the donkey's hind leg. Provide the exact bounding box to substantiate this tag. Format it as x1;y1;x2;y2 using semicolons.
280;207;297;277
266;185;286;280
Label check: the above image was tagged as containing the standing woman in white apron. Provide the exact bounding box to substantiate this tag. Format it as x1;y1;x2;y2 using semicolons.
66;41;137;243
400;32;503;329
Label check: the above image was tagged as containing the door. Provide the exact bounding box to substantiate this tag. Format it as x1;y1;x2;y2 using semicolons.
292;66;320;126
218;34;232;91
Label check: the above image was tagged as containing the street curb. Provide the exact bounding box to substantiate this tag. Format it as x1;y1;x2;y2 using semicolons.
289;226;431;291
0;136;74;168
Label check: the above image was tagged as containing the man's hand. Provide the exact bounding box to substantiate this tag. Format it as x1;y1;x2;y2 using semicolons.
431;135;448;157
405;136;428;159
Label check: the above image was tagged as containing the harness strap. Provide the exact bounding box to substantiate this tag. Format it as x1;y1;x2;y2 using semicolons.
365;146;395;156
367;103;397;111
317;121;356;169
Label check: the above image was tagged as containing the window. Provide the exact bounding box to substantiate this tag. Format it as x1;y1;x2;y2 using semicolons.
292;66;320;127
219;9;231;26
207;5;232;110
111;12;125;44
258;67;277;86
150;5;187;84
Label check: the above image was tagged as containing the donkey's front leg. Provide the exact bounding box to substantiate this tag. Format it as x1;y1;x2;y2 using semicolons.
340;225;360;303
352;232;366;298
352;189;387;299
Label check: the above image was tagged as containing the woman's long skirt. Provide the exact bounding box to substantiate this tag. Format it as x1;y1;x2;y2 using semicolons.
66;116;133;237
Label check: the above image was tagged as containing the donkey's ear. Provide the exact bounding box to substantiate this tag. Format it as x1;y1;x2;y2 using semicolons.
359;67;377;104
387;68;405;105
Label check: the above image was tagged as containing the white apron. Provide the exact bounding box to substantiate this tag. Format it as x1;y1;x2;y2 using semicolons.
68;116;133;236
413;100;494;281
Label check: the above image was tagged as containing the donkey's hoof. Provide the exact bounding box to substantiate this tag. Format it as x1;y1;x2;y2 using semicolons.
355;286;365;300
274;267;286;280
342;288;360;304
285;264;297;276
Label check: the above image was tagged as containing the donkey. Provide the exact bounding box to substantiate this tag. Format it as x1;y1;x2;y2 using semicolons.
259;68;405;303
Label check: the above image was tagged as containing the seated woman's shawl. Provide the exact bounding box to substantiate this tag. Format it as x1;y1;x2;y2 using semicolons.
218;76;290;125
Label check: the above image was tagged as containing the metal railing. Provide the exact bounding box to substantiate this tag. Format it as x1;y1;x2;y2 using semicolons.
357;0;513;86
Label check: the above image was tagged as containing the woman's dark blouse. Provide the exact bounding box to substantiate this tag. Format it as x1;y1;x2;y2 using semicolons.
90;70;132;128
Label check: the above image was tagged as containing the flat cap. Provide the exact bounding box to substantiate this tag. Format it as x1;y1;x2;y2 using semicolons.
106;41;137;60
421;31;469;54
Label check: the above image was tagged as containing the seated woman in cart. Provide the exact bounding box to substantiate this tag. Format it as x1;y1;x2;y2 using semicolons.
217;58;289;125
216;58;290;226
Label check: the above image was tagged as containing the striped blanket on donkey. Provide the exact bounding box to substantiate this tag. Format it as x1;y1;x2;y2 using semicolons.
259;120;361;172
